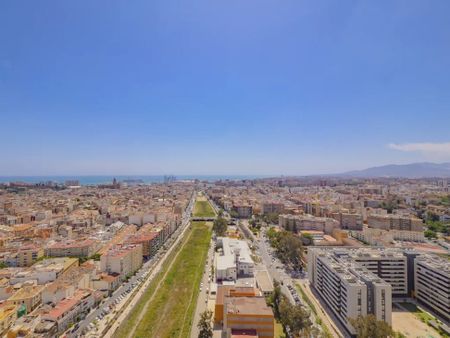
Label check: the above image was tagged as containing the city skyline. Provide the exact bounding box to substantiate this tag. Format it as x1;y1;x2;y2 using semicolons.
2;1;450;176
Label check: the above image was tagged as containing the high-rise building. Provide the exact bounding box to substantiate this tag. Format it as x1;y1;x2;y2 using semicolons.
347;248;408;296
414;255;450;322
308;248;392;335
308;247;450;334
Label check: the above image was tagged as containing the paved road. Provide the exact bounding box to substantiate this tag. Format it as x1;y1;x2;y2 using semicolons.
254;226;342;338
251;225;296;304
68;194;196;338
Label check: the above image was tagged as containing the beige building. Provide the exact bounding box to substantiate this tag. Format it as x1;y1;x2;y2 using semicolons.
7;285;44;313
261;202;284;215
100;244;143;279
279;214;339;234
45;239;98;258
17;245;44;267
0;304;17;336
367;214;423;232
351;226;425;246
331;211;363;230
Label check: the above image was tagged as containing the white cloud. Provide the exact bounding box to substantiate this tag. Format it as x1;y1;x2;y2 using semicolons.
388;142;450;156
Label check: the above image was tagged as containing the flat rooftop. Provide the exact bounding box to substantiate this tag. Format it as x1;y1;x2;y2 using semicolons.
225;296;273;316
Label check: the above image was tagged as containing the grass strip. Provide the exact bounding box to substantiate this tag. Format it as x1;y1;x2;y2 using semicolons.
116;221;212;338
193;199;216;218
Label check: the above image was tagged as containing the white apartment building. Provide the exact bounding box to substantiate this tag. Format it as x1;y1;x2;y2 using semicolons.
347;248;408;296
216;237;254;281
308;248;392;335
414;255;450;322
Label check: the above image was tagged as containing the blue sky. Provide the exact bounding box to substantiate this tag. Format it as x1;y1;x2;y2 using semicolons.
1;0;450;176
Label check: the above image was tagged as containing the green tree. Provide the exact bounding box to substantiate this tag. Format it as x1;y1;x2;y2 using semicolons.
426;211;440;222
197;310;213;338
301;233;314;246
89;253;102;261
349;315;394;338
213;215;228;236
440;195;450;206
230;210;239;218
424;229;437;239
264;212;280;224
426;219;449;235
278;297;311;338
269;230;303;270
267;280;283;318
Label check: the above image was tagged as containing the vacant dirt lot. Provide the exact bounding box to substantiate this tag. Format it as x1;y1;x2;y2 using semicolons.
392;303;441;338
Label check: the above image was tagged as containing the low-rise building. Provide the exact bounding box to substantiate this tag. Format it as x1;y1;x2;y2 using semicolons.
45;239;98;258
223;297;274;338
215;286;259;325
11;257;78;285
17;245;44;268
216;238;254;281
92;273;121;293
0;304;17;336
255;270;273;297
41;289;94;334
7;285;44;313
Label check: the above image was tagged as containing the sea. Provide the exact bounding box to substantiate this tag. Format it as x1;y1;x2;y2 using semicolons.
0;175;269;185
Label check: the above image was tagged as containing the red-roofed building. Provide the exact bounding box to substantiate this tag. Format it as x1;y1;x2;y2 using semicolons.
92;273;121;294
41;289;94;334
126;232;159;257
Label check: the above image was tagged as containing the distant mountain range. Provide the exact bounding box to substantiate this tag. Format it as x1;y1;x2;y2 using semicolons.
338;162;450;178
